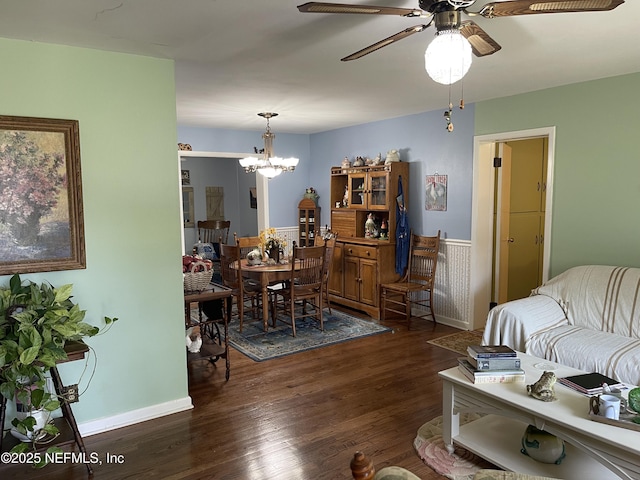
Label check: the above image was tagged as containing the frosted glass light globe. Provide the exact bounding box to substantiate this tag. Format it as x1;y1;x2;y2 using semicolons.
424;30;472;85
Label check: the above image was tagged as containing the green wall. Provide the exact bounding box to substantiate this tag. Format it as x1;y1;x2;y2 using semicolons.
475;73;640;276
0;38;188;425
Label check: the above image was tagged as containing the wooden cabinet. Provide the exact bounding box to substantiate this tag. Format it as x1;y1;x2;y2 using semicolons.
298;198;320;247
330;162;408;239
343;244;378;305
327;162;409;319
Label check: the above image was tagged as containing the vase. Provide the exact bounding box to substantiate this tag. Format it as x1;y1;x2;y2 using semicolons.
269;246;280;264
521;424;566;464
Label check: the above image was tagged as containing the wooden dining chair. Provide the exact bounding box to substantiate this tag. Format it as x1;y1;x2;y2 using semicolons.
219;243;262;332
314;233;338;314
233;232;262;259
270;244;326;337
198;220;231;246
380;230;440;329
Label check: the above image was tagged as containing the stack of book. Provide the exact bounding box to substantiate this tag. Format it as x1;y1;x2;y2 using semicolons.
458;345;525;384
558;372;625;396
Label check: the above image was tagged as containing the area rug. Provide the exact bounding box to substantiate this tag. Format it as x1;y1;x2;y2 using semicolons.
414;414;495;480
194;309;391;362
427;330;484;356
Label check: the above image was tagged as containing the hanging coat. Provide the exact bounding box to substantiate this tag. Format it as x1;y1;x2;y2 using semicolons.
395;175;410;275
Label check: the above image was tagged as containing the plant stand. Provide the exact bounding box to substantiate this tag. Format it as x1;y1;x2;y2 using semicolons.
0;341;93;476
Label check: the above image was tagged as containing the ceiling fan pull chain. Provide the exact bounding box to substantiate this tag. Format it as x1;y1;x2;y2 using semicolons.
445;87;454;132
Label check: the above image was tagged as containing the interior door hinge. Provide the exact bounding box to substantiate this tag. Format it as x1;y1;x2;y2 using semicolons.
493;157;502;168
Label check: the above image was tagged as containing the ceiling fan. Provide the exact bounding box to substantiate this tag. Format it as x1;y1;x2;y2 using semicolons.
297;0;625;61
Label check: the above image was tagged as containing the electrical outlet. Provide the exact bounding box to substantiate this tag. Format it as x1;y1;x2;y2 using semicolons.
61;384;79;403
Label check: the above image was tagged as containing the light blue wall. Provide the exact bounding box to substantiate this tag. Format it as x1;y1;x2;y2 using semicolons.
0;38;186;426
180;156;257;249
475;73;640;274
309;106;475;240
179;105;475;241
176;126;312;229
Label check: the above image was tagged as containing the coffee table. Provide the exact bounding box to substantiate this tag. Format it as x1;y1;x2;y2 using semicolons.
439;353;640;480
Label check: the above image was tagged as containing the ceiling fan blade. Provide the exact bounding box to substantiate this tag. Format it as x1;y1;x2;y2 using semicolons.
341;24;430;61
460;21;502;57
297;2;426;17
477;0;624;18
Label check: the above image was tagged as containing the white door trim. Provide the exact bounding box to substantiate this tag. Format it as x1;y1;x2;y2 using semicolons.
470;127;556;330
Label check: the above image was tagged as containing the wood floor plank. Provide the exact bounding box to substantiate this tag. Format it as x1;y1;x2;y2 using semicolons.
1;309;461;479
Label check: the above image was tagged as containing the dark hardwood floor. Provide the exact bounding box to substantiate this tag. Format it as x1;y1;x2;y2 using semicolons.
3;308;463;479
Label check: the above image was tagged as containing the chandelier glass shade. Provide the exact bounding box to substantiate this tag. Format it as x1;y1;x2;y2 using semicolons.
239;113;299;178
424;29;472;85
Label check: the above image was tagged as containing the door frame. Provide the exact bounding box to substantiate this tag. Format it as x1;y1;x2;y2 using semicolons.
469;127;556;330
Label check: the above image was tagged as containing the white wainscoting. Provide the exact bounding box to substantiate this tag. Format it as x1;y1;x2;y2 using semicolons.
276;227;472;330
428;238;472;330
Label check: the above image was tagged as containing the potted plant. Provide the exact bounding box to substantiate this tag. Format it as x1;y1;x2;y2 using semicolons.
0;273;117;464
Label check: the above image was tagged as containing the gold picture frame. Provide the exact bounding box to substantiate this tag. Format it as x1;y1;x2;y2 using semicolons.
0;115;85;274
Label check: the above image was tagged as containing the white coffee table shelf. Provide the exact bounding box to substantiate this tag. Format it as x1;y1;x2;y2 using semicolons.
439;353;640;480
456;414;614;478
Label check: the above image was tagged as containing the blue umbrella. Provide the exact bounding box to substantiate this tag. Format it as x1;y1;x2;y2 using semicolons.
395;175;410;275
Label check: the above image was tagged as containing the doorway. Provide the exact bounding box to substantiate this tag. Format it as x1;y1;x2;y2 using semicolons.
177;151;268;254
493;137;548;304
469;127;555;330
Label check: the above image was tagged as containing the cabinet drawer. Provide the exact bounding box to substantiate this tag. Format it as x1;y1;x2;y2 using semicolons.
331;209;356;237
343;244;377;260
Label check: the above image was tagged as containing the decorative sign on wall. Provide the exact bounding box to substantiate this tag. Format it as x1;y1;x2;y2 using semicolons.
426;174;447;211
206;186;225;220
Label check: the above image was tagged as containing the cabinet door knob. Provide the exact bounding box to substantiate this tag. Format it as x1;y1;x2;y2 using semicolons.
508;238;515;243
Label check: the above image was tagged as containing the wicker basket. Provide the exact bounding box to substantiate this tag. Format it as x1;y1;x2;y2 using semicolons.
184;261;213;292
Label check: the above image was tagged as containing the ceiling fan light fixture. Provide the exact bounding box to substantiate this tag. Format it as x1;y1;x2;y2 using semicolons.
424;29;472;85
239;113;299;178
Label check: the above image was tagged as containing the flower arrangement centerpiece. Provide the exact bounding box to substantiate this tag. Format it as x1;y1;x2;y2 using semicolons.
259;227;287;264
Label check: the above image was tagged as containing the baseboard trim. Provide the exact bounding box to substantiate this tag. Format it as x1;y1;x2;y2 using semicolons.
79;396;194;437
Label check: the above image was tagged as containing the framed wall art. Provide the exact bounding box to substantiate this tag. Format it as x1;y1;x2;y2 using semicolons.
426;174;448;211
0;115;86;275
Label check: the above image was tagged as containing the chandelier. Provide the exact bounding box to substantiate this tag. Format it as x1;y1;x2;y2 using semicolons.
239;112;299;178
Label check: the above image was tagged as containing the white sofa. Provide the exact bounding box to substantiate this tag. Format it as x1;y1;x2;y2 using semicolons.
482;265;640;386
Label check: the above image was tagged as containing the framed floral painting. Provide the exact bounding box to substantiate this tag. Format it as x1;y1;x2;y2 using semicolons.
0;115;85;274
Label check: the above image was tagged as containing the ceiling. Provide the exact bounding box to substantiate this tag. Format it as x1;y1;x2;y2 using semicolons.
0;1;638;134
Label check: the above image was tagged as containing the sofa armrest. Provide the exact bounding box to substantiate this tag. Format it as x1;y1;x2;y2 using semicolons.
481;295;569;352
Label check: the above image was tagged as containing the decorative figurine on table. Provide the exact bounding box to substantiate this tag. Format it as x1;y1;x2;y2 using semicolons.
371;152;382;166
526;371;557;402
365;213;376;238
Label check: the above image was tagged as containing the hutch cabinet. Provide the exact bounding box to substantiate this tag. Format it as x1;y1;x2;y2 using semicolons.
298;198;320;247
328;162;409;319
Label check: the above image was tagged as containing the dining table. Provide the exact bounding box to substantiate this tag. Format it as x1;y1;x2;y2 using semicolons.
234;259;297;331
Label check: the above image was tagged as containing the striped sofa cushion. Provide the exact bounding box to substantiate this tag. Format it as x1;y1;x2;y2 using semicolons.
526;325;640;386
533;265;640;339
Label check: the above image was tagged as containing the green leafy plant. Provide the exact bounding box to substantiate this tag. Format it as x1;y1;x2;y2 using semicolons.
0;273;117;466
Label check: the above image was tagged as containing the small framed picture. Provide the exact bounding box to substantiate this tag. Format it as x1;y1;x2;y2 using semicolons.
181;169;190;185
